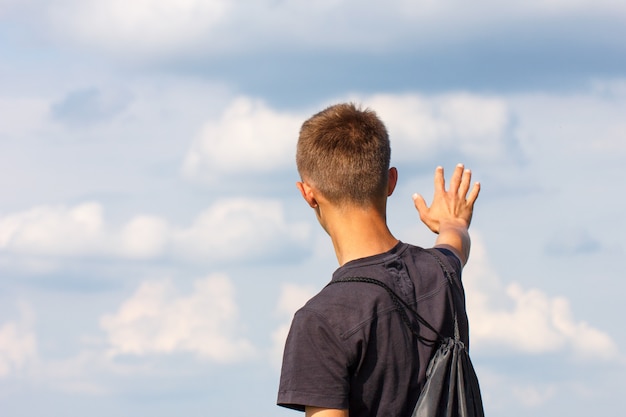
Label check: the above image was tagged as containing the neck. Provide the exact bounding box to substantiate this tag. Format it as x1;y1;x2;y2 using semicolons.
323;204;399;266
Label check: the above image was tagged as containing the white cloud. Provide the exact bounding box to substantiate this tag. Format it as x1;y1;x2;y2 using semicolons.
7;0;623;57
0;199;310;265
0;202;168;260
0;302;37;378
0;202;106;257
463;235;619;360
100;274;255;362
182;97;302;182
181;86;626;182
172;198;310;262
362;93;511;162
119;215;170;259
183;93;512;182
46;0;231;56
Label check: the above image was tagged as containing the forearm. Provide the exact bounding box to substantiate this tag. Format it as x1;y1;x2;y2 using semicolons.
434;220;471;265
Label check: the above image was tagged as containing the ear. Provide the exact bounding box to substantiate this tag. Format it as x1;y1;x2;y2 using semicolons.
296;181;318;208
387;167;398;196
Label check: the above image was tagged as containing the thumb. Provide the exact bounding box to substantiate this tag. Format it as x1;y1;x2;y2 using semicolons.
412;193;428;214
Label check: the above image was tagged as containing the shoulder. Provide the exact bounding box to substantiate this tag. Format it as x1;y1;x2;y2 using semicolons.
298;279;393;340
430;247;463;275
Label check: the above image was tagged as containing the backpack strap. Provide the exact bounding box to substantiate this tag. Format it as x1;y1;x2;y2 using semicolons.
327;276;442;345
424;249;462;341
327;248;462;343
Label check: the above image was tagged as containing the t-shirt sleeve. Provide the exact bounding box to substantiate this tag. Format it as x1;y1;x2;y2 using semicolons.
277;308;351;411
433;247;463;280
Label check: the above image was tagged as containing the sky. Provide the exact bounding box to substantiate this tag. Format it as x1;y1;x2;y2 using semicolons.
0;1;625;416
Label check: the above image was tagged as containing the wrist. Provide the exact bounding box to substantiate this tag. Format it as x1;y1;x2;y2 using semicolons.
437;218;469;234
434;223;471;265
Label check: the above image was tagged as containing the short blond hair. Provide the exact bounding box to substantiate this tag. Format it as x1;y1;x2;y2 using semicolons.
296;103;391;205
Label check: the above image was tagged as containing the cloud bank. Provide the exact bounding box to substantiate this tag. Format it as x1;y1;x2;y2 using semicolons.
7;0;622;58
0;199;311;265
182;97;303;182
100;274;254;362
183;92;515;183
463;237;619;361
0;303;37;378
361;93;512;162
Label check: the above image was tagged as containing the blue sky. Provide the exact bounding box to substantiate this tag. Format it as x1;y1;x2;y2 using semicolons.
1;1;625;416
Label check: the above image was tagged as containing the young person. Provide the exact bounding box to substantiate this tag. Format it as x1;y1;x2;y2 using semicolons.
277;103;480;417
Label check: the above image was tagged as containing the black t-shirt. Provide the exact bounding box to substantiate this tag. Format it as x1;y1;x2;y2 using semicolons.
277;242;468;417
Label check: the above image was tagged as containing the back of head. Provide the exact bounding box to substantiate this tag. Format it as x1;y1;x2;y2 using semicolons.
296;103;391;206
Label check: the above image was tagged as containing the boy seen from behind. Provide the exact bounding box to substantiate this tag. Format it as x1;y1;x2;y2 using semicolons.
277;103;480;417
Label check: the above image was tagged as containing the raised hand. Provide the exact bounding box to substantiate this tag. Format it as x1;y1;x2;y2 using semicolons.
412;164;480;264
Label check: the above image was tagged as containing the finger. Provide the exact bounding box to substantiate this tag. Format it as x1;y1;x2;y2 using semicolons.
412;193;428;214
448;163;464;194
434;166;445;194
459;168;472;198
467;182;481;205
